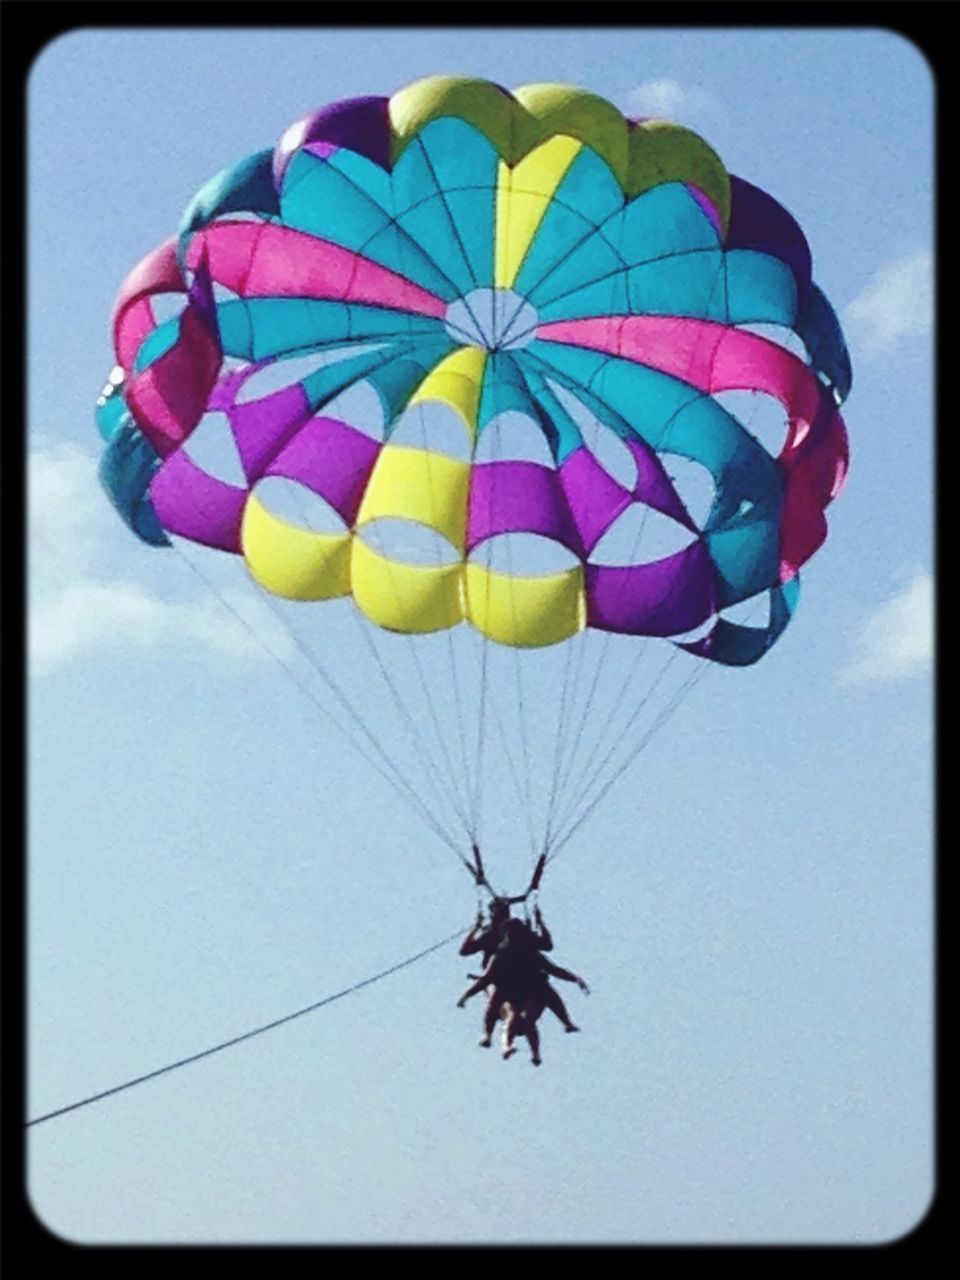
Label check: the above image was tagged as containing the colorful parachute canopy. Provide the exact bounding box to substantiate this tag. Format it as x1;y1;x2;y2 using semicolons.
96;75;850;666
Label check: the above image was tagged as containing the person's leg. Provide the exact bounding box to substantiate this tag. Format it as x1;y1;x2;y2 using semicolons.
525;1018;541;1066
480;988;501;1047
543;982;579;1032
501;1005;519;1059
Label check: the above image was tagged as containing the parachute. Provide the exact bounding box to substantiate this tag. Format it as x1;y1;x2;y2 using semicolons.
94;76;850;891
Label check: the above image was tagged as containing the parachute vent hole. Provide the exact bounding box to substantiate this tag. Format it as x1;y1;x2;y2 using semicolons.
736;322;809;361
235;345;387;404
323;380;387;441
546;380;637;490
359;517;460;567
720;593;772;629
474;411;555;466
253;477;348;534
588;504;697;567
148;292;184;326
388;400;472;461
182;411;247;486
444;288;537;352
469;532;579;577
212;282;242;306
713;389;791;459
668;614;719;646
658;453;717;529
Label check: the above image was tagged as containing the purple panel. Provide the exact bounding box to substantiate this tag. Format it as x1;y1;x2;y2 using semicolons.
273;96;392;186
150;452;247;552
585;541;716;636
726;176;812;304
558;447;632;554
224;383;314;482
626;439;698;530
305;142;339;161
208;365;255;412
685;183;723;236
187;249;219;341
264;416;381;526
467;462;581;555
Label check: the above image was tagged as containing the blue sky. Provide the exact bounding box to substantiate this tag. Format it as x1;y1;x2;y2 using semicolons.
27;26;933;1245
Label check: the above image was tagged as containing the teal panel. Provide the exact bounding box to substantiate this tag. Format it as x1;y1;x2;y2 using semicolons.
477;351;539;430
525;338;781;493
724;250;798;326
407;117;499;195
796;283;852;402
178;149;279;262
518;368;586;462
281;151;393;248
443;188;495;289
216;299;255;358
683;577;800;665
95;384;129;442
512;148;624;301
360;222;460;300
327;147;395;212
664;396;781;499
216;297;442;361
626;250;727;319
521;205;622;306
132;318;180;372
396;195;477;294
399;119;498;289
272;147;464;299
536;273;631;322
551;147;625;228
99;420;169;547
603;183;720;265
527;182;720;314
299;343;424;412
367;338;458;430
704;516;782;605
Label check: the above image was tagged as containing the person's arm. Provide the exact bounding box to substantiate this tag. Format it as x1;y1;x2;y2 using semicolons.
457;956;499;1006
458;920;486;957
457;974;490;1007
533;907;553;952
541;957;589;993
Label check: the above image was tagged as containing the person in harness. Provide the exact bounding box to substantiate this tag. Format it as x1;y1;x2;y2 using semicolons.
457;916;589;1064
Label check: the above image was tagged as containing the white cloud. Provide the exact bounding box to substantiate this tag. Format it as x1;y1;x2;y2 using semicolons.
625;79;714;125
842;572;934;685
29;579;297;674
29;441;114;588
28;443;295;674
844;250;933;356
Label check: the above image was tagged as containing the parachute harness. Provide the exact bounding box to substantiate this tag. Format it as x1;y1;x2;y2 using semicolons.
468;843;547;914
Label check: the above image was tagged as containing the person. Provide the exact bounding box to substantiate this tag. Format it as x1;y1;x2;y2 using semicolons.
459;901;576;1044
457;918;589;1065
458;897;511;967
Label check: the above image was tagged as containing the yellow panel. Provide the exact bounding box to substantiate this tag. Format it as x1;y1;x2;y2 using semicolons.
406;346;487;438
356;445;470;549
351;537;464;634
495;135;582;289
241;495;351;601
465;560;585;648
